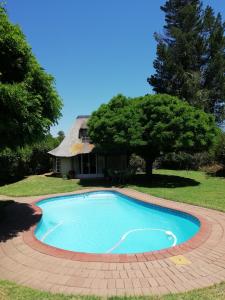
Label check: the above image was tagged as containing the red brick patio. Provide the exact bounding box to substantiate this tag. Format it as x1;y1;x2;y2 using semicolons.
0;188;225;296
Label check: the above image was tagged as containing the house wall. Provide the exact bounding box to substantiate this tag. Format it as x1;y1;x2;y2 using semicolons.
60;157;72;177
54;154;127;178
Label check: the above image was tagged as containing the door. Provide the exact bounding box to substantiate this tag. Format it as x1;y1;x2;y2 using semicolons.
78;154;97;174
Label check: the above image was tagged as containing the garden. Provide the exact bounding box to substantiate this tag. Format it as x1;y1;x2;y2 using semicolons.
0;0;225;299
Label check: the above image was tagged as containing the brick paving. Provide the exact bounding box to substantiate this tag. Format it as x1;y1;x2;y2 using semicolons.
0;188;225;296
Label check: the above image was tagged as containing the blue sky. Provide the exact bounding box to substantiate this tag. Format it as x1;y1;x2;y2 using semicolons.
6;0;225;136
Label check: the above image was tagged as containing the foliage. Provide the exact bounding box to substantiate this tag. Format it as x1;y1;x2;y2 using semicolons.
0;135;60;184
128;154;146;174
156;130;225;171
139;94;217;152
0;147;31;183
156;151;214;170
148;0;225;123
88;94;143;151
57;130;65;142
0;6;62;149
214;131;225;166
88;94;218;174
28;134;60;174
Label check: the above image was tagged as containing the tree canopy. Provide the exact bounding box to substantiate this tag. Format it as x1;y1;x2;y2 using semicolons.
0;6;62;149
88;94;144;151
57;130;65;142
148;0;225;123
88;94;218;174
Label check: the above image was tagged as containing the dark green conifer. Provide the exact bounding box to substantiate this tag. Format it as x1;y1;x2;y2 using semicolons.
148;0;225;123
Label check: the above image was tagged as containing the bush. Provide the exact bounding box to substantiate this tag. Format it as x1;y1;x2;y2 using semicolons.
128;154;146;174
67;170;75;179
0;147;31;183
214;131;225;166
156;151;214;170
0;134;60;184
28;135;59;174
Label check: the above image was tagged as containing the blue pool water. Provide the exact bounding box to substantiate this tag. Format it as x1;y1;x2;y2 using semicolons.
35;191;200;254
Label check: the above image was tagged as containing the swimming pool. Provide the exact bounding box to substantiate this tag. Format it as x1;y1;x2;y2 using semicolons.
34;191;200;254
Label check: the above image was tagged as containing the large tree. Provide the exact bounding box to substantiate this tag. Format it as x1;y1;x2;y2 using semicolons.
88;94;218;175
88;94;144;152
148;0;225;123
0;6;62;149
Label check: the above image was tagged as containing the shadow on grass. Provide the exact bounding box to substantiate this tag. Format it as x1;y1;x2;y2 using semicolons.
0;200;41;242
207;169;225;178
0;176;26;187
79;173;200;189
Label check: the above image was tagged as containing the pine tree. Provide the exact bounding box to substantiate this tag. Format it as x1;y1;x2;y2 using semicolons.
148;0;225;123
202;7;225;122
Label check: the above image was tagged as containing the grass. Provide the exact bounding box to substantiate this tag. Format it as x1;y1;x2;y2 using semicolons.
0;175;81;197
129;169;225;212
0;280;225;300
0;169;225;212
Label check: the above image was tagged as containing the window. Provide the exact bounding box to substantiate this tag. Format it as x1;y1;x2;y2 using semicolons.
79;129;90;143
78;154;97;174
56;158;61;173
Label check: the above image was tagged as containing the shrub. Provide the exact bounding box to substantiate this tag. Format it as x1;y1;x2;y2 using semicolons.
128;154;146;174
214;131;225;166
28;135;59;174
156;151;214;170
0;134;60;184
0;147;31;183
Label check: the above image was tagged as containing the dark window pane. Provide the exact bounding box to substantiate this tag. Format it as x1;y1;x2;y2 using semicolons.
82;154;89;174
90;153;96;174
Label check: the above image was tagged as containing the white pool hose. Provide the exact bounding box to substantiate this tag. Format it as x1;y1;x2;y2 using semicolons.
106;228;177;253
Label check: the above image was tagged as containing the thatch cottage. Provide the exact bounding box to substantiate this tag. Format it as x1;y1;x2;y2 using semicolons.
49;115;127;178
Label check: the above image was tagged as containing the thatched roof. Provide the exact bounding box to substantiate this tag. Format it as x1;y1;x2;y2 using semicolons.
48;115;94;157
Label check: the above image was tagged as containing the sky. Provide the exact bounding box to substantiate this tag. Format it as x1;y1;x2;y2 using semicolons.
6;0;225;136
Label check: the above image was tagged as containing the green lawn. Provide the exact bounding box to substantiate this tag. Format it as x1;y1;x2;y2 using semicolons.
0;175;82;197
129;169;225;212
0;280;225;300
0;169;225;212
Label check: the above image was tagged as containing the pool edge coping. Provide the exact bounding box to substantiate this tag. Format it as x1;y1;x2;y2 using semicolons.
23;188;212;263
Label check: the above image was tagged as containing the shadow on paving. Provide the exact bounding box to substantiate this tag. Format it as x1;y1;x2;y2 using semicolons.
79;173;200;189
0;200;41;242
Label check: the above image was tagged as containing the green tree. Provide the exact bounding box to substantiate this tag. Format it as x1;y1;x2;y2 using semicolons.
88;94;218;175
138;94;218;174
148;0;225;123
0;134;60;183
88;94;144;152
57;130;65;142
0;6;62;149
28;134;60;175
202;7;225;121
214;131;225;167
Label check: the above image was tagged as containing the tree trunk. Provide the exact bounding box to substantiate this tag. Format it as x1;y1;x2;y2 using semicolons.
144;157;154;176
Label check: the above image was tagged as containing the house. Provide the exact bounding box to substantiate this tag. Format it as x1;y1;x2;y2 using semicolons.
49;115;128;178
